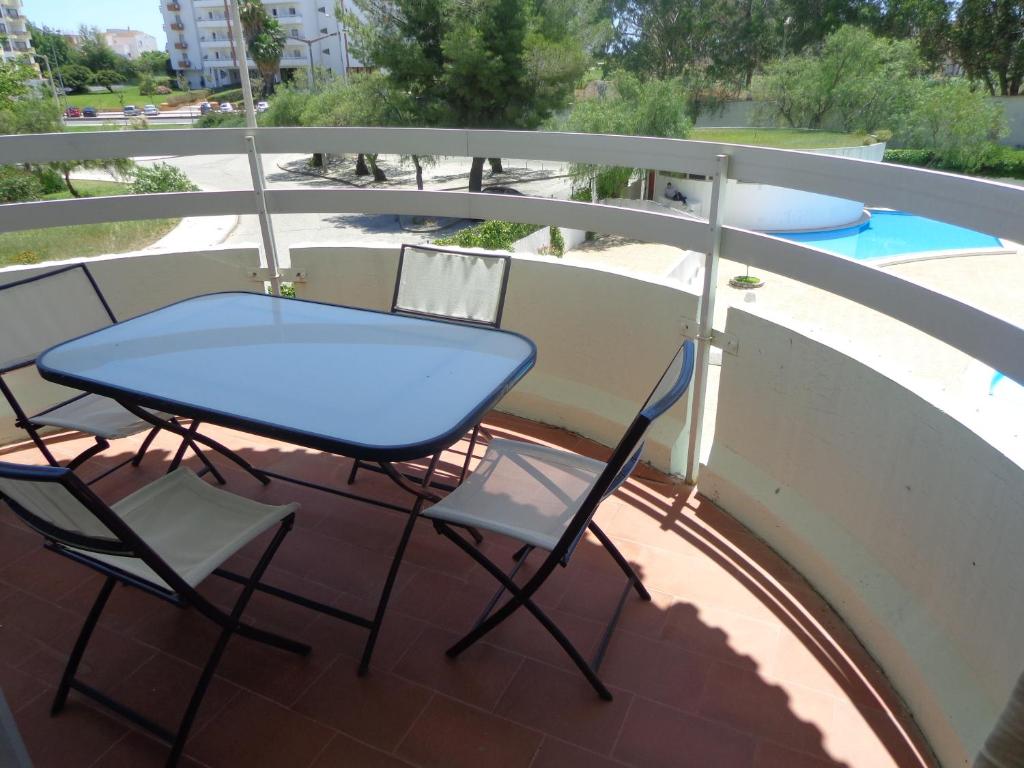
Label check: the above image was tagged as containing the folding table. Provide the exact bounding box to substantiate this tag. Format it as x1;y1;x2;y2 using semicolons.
38;291;536;671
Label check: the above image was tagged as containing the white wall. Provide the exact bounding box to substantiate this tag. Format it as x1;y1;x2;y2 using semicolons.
0;247;261;447
289;244;701;472
700;307;1024;767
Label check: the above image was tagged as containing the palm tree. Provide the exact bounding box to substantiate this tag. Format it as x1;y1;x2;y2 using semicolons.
237;0;285;97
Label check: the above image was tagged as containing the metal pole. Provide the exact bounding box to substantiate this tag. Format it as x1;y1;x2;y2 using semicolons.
685;154;730;484
245;136;283;296
306;40;314;90
227;0;257;128
35;54;59;109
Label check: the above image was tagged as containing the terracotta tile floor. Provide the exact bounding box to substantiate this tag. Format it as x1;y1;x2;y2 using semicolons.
0;414;937;768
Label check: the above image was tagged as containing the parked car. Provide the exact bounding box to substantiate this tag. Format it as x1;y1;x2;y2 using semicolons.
82;106;97;118
123;105;140;117
143;104;160;117
256;101;269;113
219;102;235;113
64;106;81;118
199;101;212;115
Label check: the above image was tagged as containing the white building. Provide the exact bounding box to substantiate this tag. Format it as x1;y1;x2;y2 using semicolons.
104;28;159;59
0;0;37;68
160;0;362;91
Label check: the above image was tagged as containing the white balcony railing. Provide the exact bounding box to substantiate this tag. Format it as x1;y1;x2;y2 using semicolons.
0;128;1021;768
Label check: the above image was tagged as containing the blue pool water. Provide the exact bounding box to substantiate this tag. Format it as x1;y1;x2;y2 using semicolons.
776;210;1002;260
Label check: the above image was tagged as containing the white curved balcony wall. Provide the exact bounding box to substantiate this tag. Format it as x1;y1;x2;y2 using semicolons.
700;307;1024;766
655;143;886;232
0;247;261;447
289;245;700;471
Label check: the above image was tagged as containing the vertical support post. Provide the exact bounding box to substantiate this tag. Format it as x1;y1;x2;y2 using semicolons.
228;0;257;129
245;136;283;296
685;154;730;484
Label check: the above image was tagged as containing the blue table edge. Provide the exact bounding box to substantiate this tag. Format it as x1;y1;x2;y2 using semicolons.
36;291;538;463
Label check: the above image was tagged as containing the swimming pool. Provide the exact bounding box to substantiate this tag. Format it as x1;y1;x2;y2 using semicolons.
775;210;1003;260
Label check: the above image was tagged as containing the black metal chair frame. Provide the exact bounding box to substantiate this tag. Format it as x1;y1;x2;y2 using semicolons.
0;461;311;768
431;340;697;700
0;264;219;485
348;244;512;488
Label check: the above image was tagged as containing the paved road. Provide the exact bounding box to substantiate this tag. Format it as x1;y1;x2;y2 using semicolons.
65;117;195;127
151;152;573;261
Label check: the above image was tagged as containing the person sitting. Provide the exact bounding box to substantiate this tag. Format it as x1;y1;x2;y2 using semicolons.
664;181;687;204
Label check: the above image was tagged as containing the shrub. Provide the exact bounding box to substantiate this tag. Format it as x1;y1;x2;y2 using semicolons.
155;85;172;95
167;89;208;107
34;166;66;194
0;166;42;203
90;69;121;92
434;220;540;251
196;111;245;128
138;73;156;96
884;148;939;167
549;226;565;256
211;87;244;104
129;163;199;194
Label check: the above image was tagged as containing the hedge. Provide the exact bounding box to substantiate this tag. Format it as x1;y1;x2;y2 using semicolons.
434;220;541;251
885;147;1024;178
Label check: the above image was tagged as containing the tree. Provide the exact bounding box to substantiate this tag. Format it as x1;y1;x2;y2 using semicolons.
60;63;94;95
753;25;923;132
868;0;952;68
0;57;36;100
346;0;592;191
76;26;119;73
136;51;171;78
238;0;286;97
139;72;156;95
26;24;73;67
954;0;1024;95
90;68;122;92
558;71;692;198
903;78;1008;169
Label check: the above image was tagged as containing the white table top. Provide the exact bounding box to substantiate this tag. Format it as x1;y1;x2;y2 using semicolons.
38;292;536;461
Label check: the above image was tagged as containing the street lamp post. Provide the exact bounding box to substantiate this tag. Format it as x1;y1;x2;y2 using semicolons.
31;53;60;109
296;31;339;91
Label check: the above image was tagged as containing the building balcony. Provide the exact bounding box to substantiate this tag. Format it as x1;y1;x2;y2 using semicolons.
173;41;188;50
170;22;185;30
196;16;228;26
0;127;1020;768
175;58;192;68
166;2;181;10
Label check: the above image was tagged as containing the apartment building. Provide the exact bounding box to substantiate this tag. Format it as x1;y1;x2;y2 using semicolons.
160;0;361;90
104;28;159;59
0;0;37;68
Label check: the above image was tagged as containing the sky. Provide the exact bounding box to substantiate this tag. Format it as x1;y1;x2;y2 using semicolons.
23;0;167;48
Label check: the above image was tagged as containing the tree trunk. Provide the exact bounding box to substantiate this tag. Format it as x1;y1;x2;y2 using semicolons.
469;156;486;192
366;153;387;182
311;153;325;168
63;169;80;198
488;157;503;174
413;155;424;191
355;153;370;175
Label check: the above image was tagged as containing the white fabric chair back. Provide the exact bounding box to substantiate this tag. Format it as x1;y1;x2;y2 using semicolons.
0;470;117;544
0;265;115;372
392;245;511;327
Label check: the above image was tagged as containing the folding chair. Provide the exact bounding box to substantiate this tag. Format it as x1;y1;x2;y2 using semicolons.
0;462;310;767
0;264;222;484
348;244;512;486
422;339;696;699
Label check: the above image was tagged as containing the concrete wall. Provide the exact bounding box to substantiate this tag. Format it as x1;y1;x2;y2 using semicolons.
700;307;1024;767
992;97;1024;148
0;247;260;447
511;226;588;255
290;244;701;473
655;144;884;232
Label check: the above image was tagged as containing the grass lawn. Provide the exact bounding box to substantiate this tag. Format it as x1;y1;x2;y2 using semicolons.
0;180;179;267
64;86;193;109
64;123;194;132
691;127;870;149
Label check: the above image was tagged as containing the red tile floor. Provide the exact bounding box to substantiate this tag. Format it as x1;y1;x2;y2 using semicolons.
0;413;937;768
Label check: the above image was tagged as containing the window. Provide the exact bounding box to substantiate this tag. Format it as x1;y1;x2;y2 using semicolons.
211;32;217;39
215;51;220;59
289;7;296;14
271;7;277;15
322;48;330;55
320;27;328;33
290;29;299;37
208;12;213;18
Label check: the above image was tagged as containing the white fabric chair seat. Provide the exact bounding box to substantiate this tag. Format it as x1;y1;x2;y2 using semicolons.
31;394;167;440
423;438;607;551
72;469;298;592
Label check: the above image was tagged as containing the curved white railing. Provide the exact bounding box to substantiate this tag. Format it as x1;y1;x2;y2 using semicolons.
0;127;1021;385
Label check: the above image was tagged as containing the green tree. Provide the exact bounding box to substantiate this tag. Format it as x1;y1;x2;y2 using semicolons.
138;72;156;96
346;0;592;191
59;63;94;95
136;51;171;78
238;0;286;97
26;24;73;67
954;0;1024;95
753;25;923;132
867;0;952;68
0;95;62;135
558;71;692;198
903;78;1008;169
0;57;36;100
90;68;122;92
76;26;120;73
